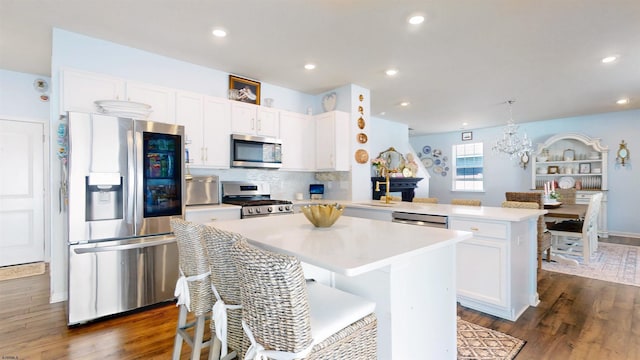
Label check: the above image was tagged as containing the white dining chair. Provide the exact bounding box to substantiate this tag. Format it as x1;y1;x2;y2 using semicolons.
547;192;603;264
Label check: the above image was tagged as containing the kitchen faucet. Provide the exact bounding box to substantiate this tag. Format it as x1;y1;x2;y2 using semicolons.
375;165;391;204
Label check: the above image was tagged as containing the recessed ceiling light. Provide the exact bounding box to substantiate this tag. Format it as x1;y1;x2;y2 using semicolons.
616;98;629;105
379;111;386;116
462;122;469;127
400;101;410;107
385;69;399;76
408;15;425;25
304;63;316;70
212;29;227;38
602;56;618;64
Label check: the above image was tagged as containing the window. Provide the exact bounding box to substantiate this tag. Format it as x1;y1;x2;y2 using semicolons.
452;142;484;192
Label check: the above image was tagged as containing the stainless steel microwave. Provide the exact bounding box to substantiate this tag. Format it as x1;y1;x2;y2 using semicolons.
231;134;282;168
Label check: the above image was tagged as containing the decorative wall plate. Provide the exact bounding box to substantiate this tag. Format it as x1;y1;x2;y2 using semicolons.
322;92;337;112
422;145;431;154
357;133;368;144
358;105;364;114
355;149;369;164
359;94;364;102
357;117;366;129
421;157;434;168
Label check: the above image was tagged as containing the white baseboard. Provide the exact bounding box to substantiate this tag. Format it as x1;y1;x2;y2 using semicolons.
607;231;640;239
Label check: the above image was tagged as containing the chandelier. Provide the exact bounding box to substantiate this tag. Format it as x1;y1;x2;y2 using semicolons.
492;100;532;160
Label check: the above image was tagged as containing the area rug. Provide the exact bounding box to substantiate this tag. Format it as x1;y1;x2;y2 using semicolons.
542;242;640;286
0;262;45;281
458;319;525;359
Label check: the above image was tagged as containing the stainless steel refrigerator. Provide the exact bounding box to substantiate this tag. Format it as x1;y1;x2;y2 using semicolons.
66;112;184;325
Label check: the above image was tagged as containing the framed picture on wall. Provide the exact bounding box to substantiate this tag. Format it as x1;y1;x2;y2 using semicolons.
228;75;261;105
461;131;473;141
579;163;591;174
548;165;559;174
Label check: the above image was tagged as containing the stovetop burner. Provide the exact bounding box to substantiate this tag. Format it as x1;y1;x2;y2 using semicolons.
223;199;293;207
221;181;294;218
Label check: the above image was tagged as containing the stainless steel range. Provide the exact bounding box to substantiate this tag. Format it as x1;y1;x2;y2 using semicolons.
221;181;293;218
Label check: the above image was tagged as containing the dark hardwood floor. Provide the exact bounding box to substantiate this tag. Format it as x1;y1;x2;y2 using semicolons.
459;235;640;360
1;235;639;359
0;266;206;360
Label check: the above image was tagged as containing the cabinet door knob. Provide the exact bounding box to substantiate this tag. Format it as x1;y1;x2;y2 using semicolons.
470;227;479;231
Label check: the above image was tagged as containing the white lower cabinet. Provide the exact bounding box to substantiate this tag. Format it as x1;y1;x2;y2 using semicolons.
343;206;392;221
451;217;536;321
185;206;240;224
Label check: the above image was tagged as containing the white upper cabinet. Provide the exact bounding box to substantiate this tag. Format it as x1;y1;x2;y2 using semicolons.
60;69;124;114
202;96;231;168
230;101;280;138
314;111;350;171
175;91;230;168
60;69;175;124
125;81;176;124
279;110;315;171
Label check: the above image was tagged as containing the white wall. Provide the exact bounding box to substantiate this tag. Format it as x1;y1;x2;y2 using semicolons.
410;109;640;236
371;116;430;197
0;69;50;119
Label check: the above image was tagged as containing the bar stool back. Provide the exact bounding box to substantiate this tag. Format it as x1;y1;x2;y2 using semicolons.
199;225;247;360
231;238;378;359
171;218;213;360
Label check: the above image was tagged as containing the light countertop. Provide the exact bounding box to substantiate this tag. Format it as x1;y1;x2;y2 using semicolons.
294;200;546;222
211;213;471;277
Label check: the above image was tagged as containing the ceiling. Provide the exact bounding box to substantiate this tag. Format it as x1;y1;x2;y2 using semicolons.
1;0;639;134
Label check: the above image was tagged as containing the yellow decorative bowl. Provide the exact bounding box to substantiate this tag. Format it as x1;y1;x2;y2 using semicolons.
301;203;345;228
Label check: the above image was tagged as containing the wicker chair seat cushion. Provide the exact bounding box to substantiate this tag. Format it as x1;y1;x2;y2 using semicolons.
548;219;584;233
413;197;438;203
307;281;376;345
451;199;481;206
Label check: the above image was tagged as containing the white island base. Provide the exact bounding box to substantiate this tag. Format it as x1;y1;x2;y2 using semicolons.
333;244;457;359
212;214;470;360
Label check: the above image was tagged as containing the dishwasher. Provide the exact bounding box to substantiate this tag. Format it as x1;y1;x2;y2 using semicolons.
392;211;448;228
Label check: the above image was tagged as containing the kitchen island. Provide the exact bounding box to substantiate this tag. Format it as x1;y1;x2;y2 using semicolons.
212;213;472;360
296;200;546;321
349;201;546;321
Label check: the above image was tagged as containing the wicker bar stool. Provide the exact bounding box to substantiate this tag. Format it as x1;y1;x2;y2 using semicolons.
199;225;247;360
231;238;378;360
413;197;438;203
504;192;552;269
171;218;213;360
451;199;482;206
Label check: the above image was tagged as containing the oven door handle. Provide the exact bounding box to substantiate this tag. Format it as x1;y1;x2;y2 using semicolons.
73;238;176;254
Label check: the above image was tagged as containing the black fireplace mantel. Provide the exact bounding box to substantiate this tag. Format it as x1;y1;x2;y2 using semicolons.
371;177;423;202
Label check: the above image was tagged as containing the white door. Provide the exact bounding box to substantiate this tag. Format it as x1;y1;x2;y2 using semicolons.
0;119;45;266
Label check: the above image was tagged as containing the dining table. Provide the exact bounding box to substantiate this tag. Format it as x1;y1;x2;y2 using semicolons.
544;203;587;220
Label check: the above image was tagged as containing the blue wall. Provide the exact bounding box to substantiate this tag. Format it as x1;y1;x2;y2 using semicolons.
410;109;640;236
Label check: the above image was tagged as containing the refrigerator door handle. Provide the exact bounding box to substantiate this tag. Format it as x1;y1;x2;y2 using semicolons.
127;129;136;225
73;237;176;254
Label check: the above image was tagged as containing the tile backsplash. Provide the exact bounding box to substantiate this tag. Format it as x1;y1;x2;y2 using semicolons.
188;167;352;201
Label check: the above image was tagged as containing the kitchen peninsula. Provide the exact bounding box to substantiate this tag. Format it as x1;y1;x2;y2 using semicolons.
212;213;472;359
299;200;546;322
